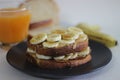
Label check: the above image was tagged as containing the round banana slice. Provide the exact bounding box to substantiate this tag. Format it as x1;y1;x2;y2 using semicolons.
30;33;47;44
54;55;65;60
62;32;79;40
78;34;88;42
43;42;59;48
60;39;75;44
68;27;84;35
47;34;61;42
51;29;67;35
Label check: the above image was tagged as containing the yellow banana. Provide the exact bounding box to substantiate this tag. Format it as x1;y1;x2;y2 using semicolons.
89;25;101;31
77;23;100;31
76;24;117;47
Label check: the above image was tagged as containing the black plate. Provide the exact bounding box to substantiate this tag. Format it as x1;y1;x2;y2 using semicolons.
6;40;112;79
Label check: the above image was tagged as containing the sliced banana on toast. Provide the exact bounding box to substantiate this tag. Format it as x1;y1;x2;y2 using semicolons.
29;26;89;48
77;34;88;42
54;55;65;60
30;33;47;44
60;39;75;44
51;29;67;35
62;32;79;40
36;54;51;60
43;42;59;48
47;34;61;42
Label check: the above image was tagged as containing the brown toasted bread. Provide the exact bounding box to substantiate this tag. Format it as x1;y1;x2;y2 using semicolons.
27;39;88;56
27;53;91;69
29;20;52;29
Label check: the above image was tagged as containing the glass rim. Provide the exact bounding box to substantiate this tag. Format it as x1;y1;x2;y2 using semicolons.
0;7;28;12
0;1;28;12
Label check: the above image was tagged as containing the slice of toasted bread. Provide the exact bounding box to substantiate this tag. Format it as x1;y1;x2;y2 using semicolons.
20;0;59;29
27;39;88;56
27;53;91;69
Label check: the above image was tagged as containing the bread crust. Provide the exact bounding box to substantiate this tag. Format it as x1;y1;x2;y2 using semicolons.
20;0;59;29
27;53;91;69
29;19;53;29
27;39;88;56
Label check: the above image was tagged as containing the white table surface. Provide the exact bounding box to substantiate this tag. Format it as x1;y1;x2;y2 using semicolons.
0;0;120;80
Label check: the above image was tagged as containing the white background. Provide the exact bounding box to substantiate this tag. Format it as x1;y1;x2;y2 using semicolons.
0;0;120;80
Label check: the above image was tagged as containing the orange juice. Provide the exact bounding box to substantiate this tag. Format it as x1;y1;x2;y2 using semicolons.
0;8;31;43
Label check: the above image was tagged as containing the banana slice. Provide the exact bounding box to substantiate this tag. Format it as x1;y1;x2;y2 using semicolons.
27;48;36;53
78;47;90;57
68;27;84;35
54;55;65;60
36;54;51;60
60;39;75;44
30;33;47;44
47;34;61;42
51;29;67;35
62;32;79;40
63;53;73;60
70;53;78;59
43;42;59;48
78;34;88;42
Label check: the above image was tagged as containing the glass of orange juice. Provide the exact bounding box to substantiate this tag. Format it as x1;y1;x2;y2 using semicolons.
0;1;31;45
